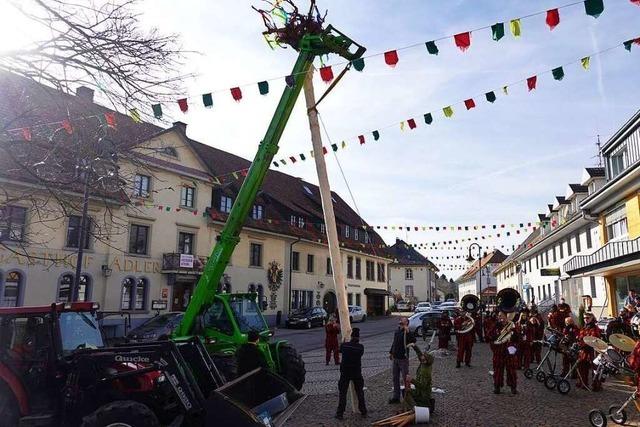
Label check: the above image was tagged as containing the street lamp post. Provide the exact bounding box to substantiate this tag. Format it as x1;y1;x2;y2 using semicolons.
466;243;482;297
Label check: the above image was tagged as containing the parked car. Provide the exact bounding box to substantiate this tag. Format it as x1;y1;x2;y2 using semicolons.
285;307;328;329
409;310;443;337
438;306;461;318
126;311;184;342
414;302;432;313
396;301;413;312
348;305;367;323
439;301;457;307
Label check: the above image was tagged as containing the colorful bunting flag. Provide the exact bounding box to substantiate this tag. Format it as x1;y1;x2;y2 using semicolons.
128;109;141;123
503;86;509;95
546;9;560;30
552;66;565;81
319;66;334;83
289;156;296;163
232;171;239;179
491;23;504;41
584;0;604;18
178;98;188;113
510;19;521;38
632;0;640;5
443;106;454;118
322;146;328;155
280;159;287;165
425;41;439;55
104;112;117;128
400;121;405;131
424;113;433;124
581;56;591;70
230;87;242;101
454;32;471;51
358;135;365;145
273;162;279;167
384;50;399;67
202;93;213;108
285;75;295;87
258;81;269;95
485;91;496;103
341;141;346;148
152;104;163;119
331;143;338;152
22;127;31;141
527;76;537;91
300;154;306;161
352;58;365;72
624;40;633;51
372;130;380;140
407;118;417;129
464;98;476;110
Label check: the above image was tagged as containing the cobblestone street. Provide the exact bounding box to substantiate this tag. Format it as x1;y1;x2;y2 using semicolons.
288;334;640;426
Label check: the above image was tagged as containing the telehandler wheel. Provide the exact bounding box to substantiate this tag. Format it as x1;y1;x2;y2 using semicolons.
0;381;19;427
81;400;159;427
278;343;306;390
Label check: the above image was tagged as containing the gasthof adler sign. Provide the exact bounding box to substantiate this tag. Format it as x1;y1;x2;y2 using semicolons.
541;268;561;276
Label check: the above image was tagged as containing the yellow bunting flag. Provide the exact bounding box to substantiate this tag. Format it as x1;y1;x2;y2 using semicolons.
400;121;406;131
581;56;590;70
341;140;347;148
510;19;521;37
443;106;454;118
502;86;509;95
129;108;141;123
232;172;239;180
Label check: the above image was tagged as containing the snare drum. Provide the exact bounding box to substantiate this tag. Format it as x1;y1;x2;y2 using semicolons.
606;348;624;366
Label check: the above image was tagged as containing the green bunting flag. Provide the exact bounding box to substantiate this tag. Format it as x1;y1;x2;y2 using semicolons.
510;19;521;38
425;41;439;55
152;104;163;119
424;113;433;124
300;153;306;161
352;58;365;72
443;106;454;118
552;66;565;81
331;143;338;152
491;23;504;41
584;0;604;18
581;56;591;70
273;162;279;167
258;81;269;95
280;159;287;165
622;39;640;51
202;93;213;108
485;91;496;103
372;130;380;140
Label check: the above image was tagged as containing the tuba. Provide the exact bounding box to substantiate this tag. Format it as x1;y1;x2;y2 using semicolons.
457;294;479;334
493;288;522;345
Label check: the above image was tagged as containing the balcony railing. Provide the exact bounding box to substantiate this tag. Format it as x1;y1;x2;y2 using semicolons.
564;237;640;275
162;253;208;273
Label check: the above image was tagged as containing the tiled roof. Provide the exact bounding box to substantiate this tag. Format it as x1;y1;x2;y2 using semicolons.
387;238;437;269
555;196;568;205
568;184;588;193
585;167;605;178
457;249;507;282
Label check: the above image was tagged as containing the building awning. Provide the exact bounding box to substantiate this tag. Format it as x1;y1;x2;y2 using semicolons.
364;288;391;296
564;237;640;277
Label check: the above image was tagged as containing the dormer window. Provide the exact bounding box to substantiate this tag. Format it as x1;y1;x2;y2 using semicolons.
609;149;626;178
354;228;359;241
345;225;351;238
303;185;313;195
162;146;178;157
220;195;233;213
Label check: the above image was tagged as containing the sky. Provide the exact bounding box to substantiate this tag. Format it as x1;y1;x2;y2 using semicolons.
4;0;640;276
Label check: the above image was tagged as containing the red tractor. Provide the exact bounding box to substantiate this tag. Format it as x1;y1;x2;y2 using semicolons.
0;302;304;427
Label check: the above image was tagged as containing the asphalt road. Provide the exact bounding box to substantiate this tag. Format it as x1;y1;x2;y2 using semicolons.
272;315;401;353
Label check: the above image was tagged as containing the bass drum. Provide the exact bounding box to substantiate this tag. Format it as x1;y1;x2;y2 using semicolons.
631;313;640;338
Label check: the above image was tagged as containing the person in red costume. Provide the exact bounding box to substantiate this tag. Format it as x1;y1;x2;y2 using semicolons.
548;305;565;332
517;309;534;370
530;306;545;364
436;311;453;350
487;312;520;394
453;311;474;368
325;317;341;365
576;312;602;391
561;316;580;377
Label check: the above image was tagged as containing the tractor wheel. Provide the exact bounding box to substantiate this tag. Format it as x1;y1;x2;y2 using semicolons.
81;400;159;427
0;381;19;427
211;354;238;383
278;343;306;390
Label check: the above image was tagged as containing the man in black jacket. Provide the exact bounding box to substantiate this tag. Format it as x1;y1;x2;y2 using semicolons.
335;328;367;420
389;317;416;403
236;330;268;376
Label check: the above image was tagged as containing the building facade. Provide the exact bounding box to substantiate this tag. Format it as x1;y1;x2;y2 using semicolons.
457;250;507;302
387;238;438;303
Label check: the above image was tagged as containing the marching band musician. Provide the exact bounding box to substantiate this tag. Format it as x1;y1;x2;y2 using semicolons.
576;311;602;391
548;304;565;332
473;310;484;343
487;311;520;394
530;306;545;364
626;339;640;396
436;310;453;350
517;309;534;370
562;317;580;377
453;311;474;368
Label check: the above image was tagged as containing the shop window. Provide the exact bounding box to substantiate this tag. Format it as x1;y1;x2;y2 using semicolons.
1;271;23;307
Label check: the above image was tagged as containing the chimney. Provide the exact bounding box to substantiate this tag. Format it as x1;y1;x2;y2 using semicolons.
76;86;94;102
173;121;187;135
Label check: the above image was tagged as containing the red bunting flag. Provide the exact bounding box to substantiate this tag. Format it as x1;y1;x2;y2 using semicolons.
62;119;73;134
230;87;242;101
177;98;188;113
289;156;297;163
322;146;328;155
241;169;248;177
407;118;417;129
633;0;640;5
464;98;476;110
527;76;537;91
319;66;334;83
358;135;365;145
384;50;399;67
454;32;471;51
21;128;31;141
546;9;560;30
104;112;117;128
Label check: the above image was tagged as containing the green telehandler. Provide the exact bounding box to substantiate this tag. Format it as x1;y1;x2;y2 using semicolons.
172;9;366;390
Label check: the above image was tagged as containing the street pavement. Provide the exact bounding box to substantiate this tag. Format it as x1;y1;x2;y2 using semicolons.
286;328;640;426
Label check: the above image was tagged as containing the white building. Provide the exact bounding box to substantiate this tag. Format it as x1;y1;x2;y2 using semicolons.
388;239;438;302
457;250;507;303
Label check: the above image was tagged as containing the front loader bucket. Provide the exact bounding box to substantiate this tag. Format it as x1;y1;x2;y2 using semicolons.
202;368;306;427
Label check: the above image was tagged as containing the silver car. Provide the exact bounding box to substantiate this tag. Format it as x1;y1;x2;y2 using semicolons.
408;311;443;337
348;305;367;323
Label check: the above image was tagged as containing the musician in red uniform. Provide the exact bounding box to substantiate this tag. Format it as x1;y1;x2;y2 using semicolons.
517;309;534;370
325;317;341;365
530;306;544;364
576;312;602;391
626;340;640;395
548;305;565;332
453;311;474;368
562;316;580;377
436;311;453;349
488;311;520;394
473;311;484;343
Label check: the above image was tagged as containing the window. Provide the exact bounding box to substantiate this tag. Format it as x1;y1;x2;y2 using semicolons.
354;228;359;241
251;204;264;220
377;263;386;282
121;277;148;311
326;257;332;275
347;256;353;278
133;174;150;197
180;186;195;208
590;276;597;298
355;293;361;306
58;273;91;302
544;251;549;266
538;286;541;301
298;216;305;228
567;238;572;256
605;206;628;241
0;206;27;242
178;232;194;255
348;293;353;305
135;278;148;310
320;223;326;234
306;254;314;273
366;260;375;281
535;255;539;270
364;232;370;243
610;150;626;178
129;224;150;255
292;251;300;271
586;228;593;249
66;215;91;249
291;290;314;310
547;283;552;299
220;195;233;213
345;225;351;239
1;271;23;307
250;243;262;267
575;232;582;252
405;285;414;297
290;215;296;226
57;273;73;302
559;242;564;259
405;268;414;280
355;258;362;280
552;246;557;263
121;277;134;310
162;146;178;157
